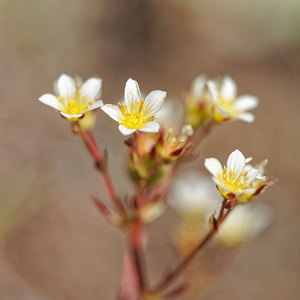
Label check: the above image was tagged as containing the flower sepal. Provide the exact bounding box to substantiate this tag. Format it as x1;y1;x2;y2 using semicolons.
127;125;193;188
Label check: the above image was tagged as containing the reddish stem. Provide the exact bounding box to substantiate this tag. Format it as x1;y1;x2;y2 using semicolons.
73;123;124;215
130;218;148;294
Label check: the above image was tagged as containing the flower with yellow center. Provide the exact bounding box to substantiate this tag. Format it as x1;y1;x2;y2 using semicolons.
184;74;214;127
38;74;103;121
207;76;259;123
205;149;269;203
101;78;166;135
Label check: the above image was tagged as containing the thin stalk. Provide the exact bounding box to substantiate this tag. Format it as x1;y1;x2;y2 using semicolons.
73;123;124;215
127;217;148;298
132;191;149;293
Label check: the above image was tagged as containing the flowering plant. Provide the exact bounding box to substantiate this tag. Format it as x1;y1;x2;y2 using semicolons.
38;73;274;299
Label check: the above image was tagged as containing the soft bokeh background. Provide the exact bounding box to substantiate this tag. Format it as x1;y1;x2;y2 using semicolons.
0;0;299;299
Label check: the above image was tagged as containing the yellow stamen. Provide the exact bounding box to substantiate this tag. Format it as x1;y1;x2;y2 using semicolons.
217;168;251;195
59;90;92;117
119;99;154;130
213;95;241;121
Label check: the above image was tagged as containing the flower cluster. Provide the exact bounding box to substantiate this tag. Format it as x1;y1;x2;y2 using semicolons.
126;124;193;188
38;73;274;300
170;169;272;253
184;74;259;128
39;75;166;135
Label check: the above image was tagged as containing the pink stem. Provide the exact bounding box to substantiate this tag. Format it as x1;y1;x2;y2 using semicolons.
73;123;124;215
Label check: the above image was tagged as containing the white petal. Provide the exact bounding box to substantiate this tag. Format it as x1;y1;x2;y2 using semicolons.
124;78;141;111
169;170;222;214
212;177;231;192
245;157;253;164
118;125;137;135
257;159;268;176
60;112;83;119
139;121;160;133
205;158;223;177
221;76;237;99
234;95;259;111
38;93;62;111
80;77;102;102
181;124;194;137
155;98;184;131
56;74;76;99
144;90;166;115
191;74;207;97
240;188;256;194
101;104;122;122
226;149;245;180
207;80;218;101
246;168;259;184
215;103;230;116
236;112;255;123
85;100;103;113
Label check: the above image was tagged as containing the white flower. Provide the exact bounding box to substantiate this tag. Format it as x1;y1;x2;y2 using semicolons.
185;74;214;127
205;149;269;202
207;75;259;123
38;74;103;121
190;74;208;98
156;97;184;132
101;78;166;135
217;203;272;247
169;170;222;219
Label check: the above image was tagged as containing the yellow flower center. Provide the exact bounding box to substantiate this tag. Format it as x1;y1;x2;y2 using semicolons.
215;96;240;117
119;100;154;130
58;89;94;116
217;169;250;194
185;97;208;127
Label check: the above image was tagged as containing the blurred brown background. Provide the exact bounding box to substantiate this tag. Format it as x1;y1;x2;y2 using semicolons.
0;0;299;299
